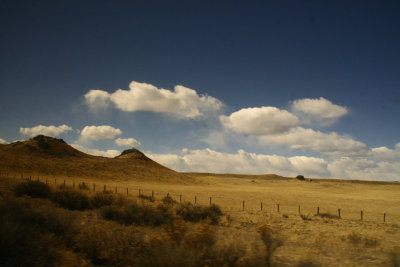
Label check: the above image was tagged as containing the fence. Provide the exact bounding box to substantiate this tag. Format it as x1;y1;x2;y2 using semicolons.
0;172;391;224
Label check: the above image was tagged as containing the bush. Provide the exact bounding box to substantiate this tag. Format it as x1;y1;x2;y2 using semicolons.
176;203;223;225
91;192;116;209
13;181;52;198
0;196;74;266
296;175;305;181
256;225;283;267
162;194;177;205
101;202;174;226
78;182;89;190
138;194;155;202
52;189;91;210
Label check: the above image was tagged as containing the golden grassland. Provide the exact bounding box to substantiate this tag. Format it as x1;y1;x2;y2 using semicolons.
1;171;399;266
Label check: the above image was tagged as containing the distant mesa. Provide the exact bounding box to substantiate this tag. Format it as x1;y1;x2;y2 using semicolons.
115;148;149;160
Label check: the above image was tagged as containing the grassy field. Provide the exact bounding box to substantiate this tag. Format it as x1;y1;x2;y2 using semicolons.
1;172;399;266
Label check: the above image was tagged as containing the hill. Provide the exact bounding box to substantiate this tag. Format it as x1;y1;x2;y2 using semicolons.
0;135;192;183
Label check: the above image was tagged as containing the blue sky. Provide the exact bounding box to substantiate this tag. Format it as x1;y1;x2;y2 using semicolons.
1;1;400;180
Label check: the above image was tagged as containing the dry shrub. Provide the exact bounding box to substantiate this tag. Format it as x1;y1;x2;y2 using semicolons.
101;201;174;226
139;194;155;202
317;212;340;219
162;194;177;205
52;188;91;210
300;214;312;221
13;180;52;198
91;192;116;209
0;196;75;266
75;222;144;266
176;202;223;225
256;225;283;267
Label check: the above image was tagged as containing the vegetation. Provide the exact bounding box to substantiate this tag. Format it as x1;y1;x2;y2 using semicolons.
13;180;52;198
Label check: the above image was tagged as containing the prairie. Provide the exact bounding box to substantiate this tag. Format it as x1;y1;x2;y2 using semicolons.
1;172;399;266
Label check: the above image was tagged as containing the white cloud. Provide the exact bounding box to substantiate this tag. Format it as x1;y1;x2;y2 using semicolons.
220;106;298;135
20;124;73;137
147;148;330;178
260;127;369;157
80;125;122;140
291;97;348;125
0;138;8;144
84;81;223;119
115;137;141;147
370;144;400;162
327;157;400;181
71;144;121;158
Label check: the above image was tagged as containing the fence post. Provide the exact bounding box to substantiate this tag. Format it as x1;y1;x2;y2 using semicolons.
242;200;245;211
338;208;341;218
384;213;386;223
277;204;280;213
93;184;96;191
317;207;320;216
127;188;128;195
115;186;117;193
195;196;197;204
55;178;56;185
210;197;212;207
179;195;182;203
361;210;363;221
152;190;154;198
63;180;66;187
298;205;301;215
261;201;263;211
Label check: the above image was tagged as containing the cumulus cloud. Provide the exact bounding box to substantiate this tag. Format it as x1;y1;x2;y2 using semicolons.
291;97;348;125
115;137;141;147
84;81;223;119
370;144;400;162
147;148;330;177
20;124;73;137
220;106;298;135
71;144;121;158
0;138;8;144
80;125;122;140
261;127;369;157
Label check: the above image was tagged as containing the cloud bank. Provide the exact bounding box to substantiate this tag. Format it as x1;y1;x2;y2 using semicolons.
0;138;8;144
80;125;122;140
84;81;223;119
147;148;400;181
20;125;73;137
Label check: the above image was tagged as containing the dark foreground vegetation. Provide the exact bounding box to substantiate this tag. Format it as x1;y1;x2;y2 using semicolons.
0;180;287;267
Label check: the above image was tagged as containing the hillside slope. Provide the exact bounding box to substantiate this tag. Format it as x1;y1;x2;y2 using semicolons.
0;135;192;183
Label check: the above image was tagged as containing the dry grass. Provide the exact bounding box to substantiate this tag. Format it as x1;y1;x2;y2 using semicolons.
1;168;400;265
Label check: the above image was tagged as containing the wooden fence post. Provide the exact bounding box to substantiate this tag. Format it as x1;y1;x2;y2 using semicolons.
210;197;212;207
261;201;263;211
195;196;197;204
298;205;301;215
64;180;66;187
384;213;386;223
317;207;320;216
93;184;96;191
277;204;280;213
361;210;363;221
242;200;245;211
179;195;182;203
138;188;141;196
152;190;154;198
115;186;117;193
127;188;129;195
338;208;341;218
55;178;56;185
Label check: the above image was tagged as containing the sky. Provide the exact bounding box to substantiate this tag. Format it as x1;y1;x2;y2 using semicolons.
1;0;400;181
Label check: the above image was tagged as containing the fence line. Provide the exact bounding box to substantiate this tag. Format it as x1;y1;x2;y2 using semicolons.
0;172;392;224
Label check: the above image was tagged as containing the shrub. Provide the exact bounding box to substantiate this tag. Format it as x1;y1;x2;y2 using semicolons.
0;196;74;266
101;202;174;226
138;194;155;202
52;189;91;210
256;225;283;267
176;203;223;225
78;182;89;190
317;213;340;219
296;175;305;181
91;192;116;209
13;181;52;198
162;194;177;205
